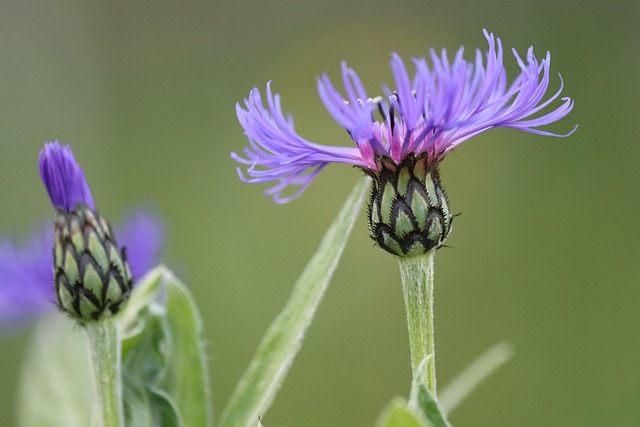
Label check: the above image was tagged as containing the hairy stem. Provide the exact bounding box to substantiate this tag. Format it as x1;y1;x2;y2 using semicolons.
398;251;436;396
86;318;124;427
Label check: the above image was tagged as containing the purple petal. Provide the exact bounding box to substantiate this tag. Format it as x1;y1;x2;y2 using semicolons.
232;30;575;202
444;35;575;152
38;142;94;212
233;82;367;202
317;63;376;142
388;53;425;132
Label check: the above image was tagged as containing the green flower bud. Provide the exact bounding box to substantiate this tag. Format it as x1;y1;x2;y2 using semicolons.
53;203;132;322
365;153;453;257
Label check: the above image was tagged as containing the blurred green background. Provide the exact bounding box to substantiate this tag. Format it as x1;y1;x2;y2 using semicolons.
1;0;639;426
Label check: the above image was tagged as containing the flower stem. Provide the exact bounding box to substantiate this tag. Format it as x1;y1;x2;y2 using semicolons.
398;251;436;396
86;318;124;427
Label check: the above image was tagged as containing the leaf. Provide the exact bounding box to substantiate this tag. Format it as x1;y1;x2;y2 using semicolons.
407;356;451;427
439;341;514;412
120;266;213;427
17;314;93;427
159;270;212;426
218;176;371;427
415;382;452;427
376;398;429;427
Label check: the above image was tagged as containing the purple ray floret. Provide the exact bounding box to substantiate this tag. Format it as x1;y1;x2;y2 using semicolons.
0;210;164;329
233;30;576;203
39;141;94;211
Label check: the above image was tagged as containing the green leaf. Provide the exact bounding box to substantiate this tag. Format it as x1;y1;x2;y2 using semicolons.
439;342;514;413
415;382;452;427
218;176;371;427
120;266;213;427
407;356;451;427
17;314;93;427
376;398;428;427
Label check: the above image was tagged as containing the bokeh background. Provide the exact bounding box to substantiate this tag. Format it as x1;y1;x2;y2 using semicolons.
1;1;638;426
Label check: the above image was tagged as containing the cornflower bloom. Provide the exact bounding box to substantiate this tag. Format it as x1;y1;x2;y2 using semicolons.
233;30;575;257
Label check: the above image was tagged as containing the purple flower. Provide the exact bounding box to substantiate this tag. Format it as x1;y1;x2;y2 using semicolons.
233;30;576;204
0;210;164;329
0;142;166;326
37;142;167;321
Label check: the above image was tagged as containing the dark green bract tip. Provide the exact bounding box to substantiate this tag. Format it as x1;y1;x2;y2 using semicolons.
53;204;132;322
364;153;453;257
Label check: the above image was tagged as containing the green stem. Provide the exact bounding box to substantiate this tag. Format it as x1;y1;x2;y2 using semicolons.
398;251;436;397
86;318;124;427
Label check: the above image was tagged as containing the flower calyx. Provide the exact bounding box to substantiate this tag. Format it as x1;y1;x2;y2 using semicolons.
54;203;132;322
364;153;453;257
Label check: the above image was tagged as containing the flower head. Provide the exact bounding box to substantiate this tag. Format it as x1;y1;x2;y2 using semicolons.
233;30;575;204
233;31;575;256
0;143;166;328
36;142;159;322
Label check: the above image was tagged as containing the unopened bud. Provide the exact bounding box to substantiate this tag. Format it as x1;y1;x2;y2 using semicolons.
53;203;132;322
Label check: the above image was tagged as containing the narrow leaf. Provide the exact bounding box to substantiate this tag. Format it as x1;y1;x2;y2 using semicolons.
219;176;371;427
439;341;514;412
